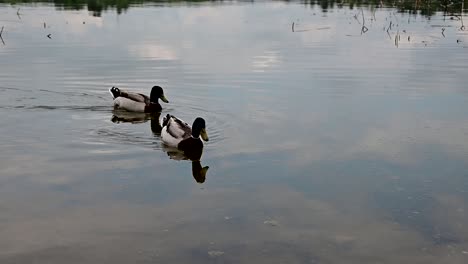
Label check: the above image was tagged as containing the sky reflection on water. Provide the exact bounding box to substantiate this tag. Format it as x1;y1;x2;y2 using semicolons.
0;1;468;263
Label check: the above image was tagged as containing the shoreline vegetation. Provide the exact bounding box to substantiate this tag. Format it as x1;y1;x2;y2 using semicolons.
0;0;467;17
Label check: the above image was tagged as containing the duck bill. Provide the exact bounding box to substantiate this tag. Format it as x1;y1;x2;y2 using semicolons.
199;166;209;181
200;129;209;141
160;95;169;103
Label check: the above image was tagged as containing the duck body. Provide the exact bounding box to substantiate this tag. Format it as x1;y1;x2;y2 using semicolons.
161;115;194;147
109;86;168;113
161;115;209;159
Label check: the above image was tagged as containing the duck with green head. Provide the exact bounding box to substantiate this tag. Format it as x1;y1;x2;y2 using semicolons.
161;114;209;157
109;85;169;113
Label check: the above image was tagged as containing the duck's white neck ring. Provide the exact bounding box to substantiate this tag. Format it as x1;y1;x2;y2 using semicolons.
191;135;199;139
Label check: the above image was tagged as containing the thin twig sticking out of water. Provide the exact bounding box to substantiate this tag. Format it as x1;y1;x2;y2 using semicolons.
353;13;360;24
385;20;393;39
17;8;21;20
395;29;399;47
361;9;368;34
461;1;465;31
0;26;5;45
441;28;446;37
291;22;326;33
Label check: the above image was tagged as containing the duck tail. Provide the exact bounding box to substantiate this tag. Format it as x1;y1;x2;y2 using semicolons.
109;86;121;99
162;114;171;127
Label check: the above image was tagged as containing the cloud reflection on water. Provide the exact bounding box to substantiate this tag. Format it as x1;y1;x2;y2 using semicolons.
0;2;468;263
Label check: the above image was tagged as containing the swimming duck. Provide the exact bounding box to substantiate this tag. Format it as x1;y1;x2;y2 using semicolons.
109;85;168;113
161;114;209;158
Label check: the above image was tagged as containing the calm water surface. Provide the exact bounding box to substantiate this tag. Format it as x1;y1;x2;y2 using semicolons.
1;1;468;263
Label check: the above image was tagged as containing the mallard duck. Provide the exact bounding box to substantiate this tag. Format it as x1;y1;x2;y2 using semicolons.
161;114;209;157
109;85;168;113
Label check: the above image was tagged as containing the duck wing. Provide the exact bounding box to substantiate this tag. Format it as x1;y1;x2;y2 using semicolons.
113;97;146;112
123;92;149;104
165;115;192;139
109;87;150;104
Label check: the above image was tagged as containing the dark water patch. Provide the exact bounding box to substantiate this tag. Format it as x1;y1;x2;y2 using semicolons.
88;126;159;149
0;245;90;264
21;105;111;111
0;86;24;91
39;88;105;98
370;153;468;245
374;190;464;246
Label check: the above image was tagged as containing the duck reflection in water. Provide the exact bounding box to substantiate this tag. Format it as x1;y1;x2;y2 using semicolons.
111;110;160;125
111;111;209;183
162;145;209;184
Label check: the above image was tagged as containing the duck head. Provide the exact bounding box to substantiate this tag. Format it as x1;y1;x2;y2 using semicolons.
192;117;209;141
192;161;209;183
150;86;169;104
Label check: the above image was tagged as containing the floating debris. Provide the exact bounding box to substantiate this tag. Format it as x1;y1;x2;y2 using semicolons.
208;250;224;258
263;219;279;226
224;216;232;220
47;34;51;39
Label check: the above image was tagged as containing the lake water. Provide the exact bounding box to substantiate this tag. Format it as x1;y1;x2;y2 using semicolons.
1;1;468;263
